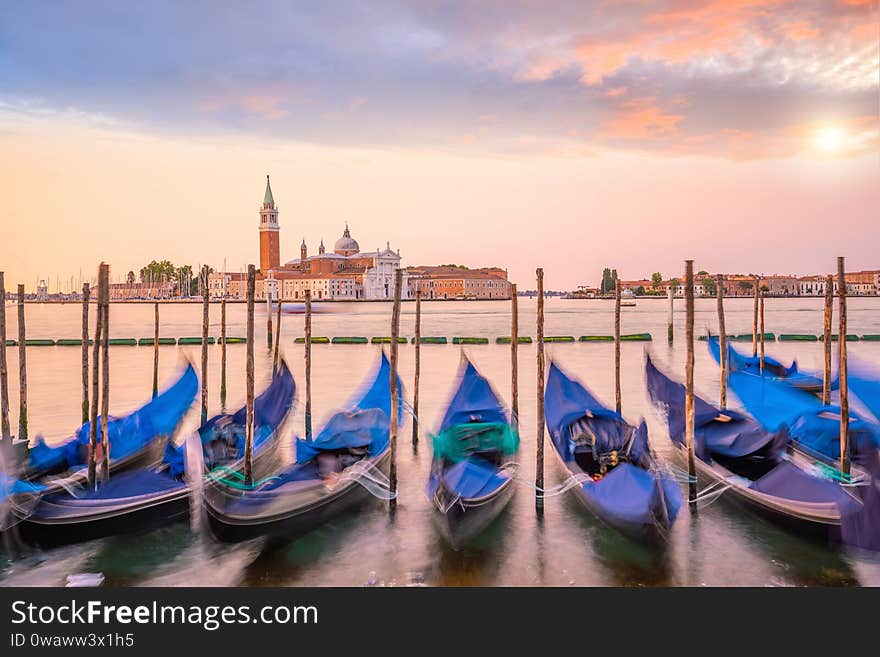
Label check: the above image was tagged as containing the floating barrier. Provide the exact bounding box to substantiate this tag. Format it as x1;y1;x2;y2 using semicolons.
862;334;880;342
3;340;16;346
621;333;652;341
779;334;818;342
496;336;532;344
137;337;177;346
413;336;447;344
24;339;55;346
331;336;368;344
56;338;93;346
580;335;613;342
107;338;137;346
543;336;575;343
820;334;860;342
733;333;775;341
178;337;216;345
371;337;407;344
452;337;489;345
220;337;247;344
295;336;330;344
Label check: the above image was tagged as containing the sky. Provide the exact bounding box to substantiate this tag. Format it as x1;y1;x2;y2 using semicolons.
0;0;878;290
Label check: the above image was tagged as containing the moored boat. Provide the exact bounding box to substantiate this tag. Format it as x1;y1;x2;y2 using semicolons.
204;352;400;543
708;334;825;393
545;360;680;544
427;356;519;547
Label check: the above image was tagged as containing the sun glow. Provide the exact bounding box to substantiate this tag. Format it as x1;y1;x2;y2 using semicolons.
815;125;845;153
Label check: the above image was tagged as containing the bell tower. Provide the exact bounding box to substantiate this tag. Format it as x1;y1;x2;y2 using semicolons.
259;175;280;273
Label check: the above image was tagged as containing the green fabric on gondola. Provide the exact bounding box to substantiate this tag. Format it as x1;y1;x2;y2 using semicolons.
431;421;519;463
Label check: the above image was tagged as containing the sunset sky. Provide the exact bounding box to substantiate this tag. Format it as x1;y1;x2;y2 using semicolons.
1;1;878;290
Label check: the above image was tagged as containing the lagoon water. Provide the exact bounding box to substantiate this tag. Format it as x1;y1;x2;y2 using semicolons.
2;296;879;587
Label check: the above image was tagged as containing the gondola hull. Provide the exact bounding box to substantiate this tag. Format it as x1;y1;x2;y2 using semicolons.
431;476;515;547
205;449;391;543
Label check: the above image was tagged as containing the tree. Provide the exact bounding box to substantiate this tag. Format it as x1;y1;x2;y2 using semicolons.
651;272;663;288
635;285;646;296
738;280;753;292
669;277;681;290
697;270;709;277
140;260;176;285
126;271;135;285
760;284;770;293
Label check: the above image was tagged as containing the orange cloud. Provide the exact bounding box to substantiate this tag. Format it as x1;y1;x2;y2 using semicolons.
599;97;684;140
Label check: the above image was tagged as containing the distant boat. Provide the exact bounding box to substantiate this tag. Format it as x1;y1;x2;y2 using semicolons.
620;289;637;307
271;302;333;314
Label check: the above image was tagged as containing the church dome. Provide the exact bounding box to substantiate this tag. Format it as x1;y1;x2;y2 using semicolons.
334;224;360;255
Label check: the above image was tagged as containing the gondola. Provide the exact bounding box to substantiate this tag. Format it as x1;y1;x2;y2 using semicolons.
719;357;878;467
849;356;880;424
204;352;400;543
20;362;200;493
14;361;295;548
707;335;825;393
427;356;519;547
545;361;680;544
645;354;875;543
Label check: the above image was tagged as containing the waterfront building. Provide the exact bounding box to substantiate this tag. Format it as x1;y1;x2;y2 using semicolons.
407;266;511;300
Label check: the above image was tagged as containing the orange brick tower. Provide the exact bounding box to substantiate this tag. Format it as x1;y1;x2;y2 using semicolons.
259;175;280;273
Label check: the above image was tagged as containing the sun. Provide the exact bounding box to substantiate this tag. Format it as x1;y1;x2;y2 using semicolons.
815;125;845;153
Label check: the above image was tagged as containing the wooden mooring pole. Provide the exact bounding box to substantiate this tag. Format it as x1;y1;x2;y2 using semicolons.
822;274;833;406
220;297;227;410
304;290;312;440
510;283;519;434
152;302;159;399
614;279;622;414
200;266;209;425
759;288;765;374
716;274;728;410
837;257;849;476
16;285;27;443
244;265;255;485
667;285;674;343
99;265;110;482
388;268;403;512
272;294;282;375
0;273;10;442
535;268;545;513
685;260;697;509
266;294;273;351
81;283;90;423
412;289;421;446
87;266;104;490
752;276;759;358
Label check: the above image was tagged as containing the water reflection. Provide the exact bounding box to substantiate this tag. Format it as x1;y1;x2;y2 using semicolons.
430;506;513;586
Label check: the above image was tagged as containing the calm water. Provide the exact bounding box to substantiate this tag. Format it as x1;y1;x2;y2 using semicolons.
2;297;880;587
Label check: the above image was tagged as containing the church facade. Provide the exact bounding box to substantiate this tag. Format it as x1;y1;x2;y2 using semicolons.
210;177;409;301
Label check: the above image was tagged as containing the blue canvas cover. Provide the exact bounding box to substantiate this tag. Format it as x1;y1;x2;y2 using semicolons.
840;448;880;552
165;360;295;477
295;352;402;463
849;356;880;423
749;460;860;513
645;355;786;459
582;463;674;526
439;358;508;431
427;458;509;500
27;363;199;474
726;367;878;461
707;336;824;390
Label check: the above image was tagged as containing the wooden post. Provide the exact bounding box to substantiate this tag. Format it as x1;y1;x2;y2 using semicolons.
388;268;403;512
685;261;697;508
412;290;421;446
200;266;209;425
822;274;833;406
244;265;255;485
536;268;545;513
16;284;27;442
716;274;727;410
87;266;104;490
81;283;90;423
759;288;765;374
837;257;849;476
666;285;674;343
272;294;282;375
614;278;622;414
304;290;312;440
266;294;273;350
152;302;159;399
0;272;10;442
220;297;227;409
510;283;519;434
752;276;759;358
99;265;110;482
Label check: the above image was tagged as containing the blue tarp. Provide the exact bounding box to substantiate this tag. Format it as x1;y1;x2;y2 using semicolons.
428;457;509;499
43;469;185;503
708;335;824;390
295;352;402;463
646;355;787;459
750;460;860;513
726;367;879;461
840;448;880;552
849;356;880;423
438;358;508;431
27;363;199;474
582;463;679;526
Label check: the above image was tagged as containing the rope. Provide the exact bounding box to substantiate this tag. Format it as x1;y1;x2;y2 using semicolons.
333;459;397;500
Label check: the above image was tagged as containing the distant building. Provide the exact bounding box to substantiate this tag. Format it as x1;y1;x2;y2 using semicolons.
109;281;175;300
407;266;511;300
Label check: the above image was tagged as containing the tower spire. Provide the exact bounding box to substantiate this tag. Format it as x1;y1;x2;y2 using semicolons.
263;174;275;207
